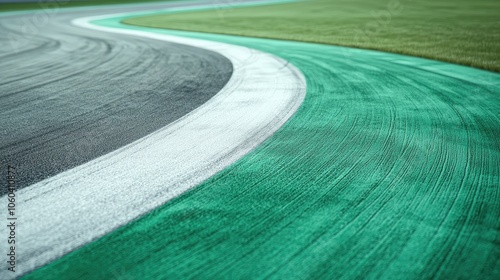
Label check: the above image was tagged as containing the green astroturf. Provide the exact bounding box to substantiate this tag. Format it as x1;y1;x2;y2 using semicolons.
25;12;500;279
124;0;500;72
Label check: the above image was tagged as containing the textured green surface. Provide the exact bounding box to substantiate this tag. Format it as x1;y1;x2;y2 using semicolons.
25;12;500;279
124;0;500;72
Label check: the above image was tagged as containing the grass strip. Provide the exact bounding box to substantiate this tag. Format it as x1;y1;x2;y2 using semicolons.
124;0;500;72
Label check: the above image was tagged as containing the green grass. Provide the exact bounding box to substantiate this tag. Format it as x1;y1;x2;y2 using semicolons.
0;0;172;12
124;0;500;72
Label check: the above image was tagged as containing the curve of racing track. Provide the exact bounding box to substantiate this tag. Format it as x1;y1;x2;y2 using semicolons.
26;10;500;280
0;1;238;190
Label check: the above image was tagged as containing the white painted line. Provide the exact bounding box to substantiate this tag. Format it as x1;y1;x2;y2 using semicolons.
5;11;306;278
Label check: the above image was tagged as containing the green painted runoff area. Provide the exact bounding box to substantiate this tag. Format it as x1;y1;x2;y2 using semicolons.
26;10;500;280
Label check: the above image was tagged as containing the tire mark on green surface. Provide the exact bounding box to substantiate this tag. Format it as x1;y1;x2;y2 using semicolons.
26;18;500;279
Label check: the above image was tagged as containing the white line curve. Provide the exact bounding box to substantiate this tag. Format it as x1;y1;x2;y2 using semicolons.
2;10;306;278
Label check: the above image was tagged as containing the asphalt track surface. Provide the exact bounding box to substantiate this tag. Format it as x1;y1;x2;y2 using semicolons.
0;1;237;190
28;12;500;280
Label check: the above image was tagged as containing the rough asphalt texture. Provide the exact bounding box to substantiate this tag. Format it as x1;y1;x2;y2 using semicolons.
0;1;233;190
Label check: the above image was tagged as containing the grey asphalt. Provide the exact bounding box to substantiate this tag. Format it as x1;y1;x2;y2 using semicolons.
0;1;235;191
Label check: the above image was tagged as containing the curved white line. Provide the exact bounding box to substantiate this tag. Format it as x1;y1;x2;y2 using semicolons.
5;11;306;277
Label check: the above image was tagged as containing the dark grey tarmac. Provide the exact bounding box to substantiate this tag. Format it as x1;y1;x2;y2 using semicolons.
0;1;234;190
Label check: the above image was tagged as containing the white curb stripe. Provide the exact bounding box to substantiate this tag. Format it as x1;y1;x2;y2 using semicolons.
8;11;306;277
